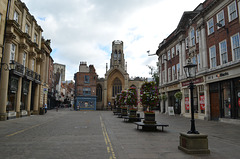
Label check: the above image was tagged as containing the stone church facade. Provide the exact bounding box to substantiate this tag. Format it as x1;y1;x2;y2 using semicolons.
96;40;144;110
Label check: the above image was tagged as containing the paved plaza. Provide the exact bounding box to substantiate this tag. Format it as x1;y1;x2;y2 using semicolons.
0;109;240;159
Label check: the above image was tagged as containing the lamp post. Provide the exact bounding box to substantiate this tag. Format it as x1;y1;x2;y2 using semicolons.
183;60;199;134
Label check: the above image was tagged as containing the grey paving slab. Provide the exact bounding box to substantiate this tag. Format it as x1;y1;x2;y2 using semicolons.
0;109;240;159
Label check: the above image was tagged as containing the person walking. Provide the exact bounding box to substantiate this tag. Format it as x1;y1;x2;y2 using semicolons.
44;104;47;113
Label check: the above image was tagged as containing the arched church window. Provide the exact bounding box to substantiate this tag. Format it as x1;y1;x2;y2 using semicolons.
112;78;122;97
114;50;117;60
118;50;121;61
97;84;102;102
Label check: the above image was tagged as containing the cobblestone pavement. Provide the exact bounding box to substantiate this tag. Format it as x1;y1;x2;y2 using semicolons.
0;108;240;159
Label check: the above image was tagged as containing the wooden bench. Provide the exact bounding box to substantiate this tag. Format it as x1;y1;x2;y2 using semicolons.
113;112;121;115
123;116;144;122
134;122;169;131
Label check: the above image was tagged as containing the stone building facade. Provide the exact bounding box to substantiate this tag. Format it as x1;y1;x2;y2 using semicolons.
156;0;240;122
74;62;97;110
53;63;65;82
0;0;52;120
96;40;144;110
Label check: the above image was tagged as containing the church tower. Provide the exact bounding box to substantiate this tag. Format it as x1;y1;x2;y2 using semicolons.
110;40;126;71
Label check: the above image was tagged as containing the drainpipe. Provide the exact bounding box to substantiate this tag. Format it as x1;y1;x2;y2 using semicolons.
0;0;11;81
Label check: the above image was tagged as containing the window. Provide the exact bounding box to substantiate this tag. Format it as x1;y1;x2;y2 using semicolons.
196;30;200;43
0;13;2;22
83;88;91;95
228;1;238;22
219;40;228;64
231;33;240;61
217;10;225;28
172;65;176;81
171;47;175;57
10;44;16;61
13;11;19;23
114;50;117;60
34;33;37;43
84;75;90;83
176;63;180;79
197;54;201;70
190;28;195;46
118;50;121;60
209;46;216;68
32;59;35;71
207;18;214;35
162;70;165;84
168;67;171;82
185;37;189;49
25;24;29;34
168;50;171;60
23;52;26;67
176;44;180;55
112;78;122;97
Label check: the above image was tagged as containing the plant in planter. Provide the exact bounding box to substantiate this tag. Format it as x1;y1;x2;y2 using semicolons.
116;93;122;113
126;87;138;117
119;90;128;116
174;91;182;100
140;81;159;124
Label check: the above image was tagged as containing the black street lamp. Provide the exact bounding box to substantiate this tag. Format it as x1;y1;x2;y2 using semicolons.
183;60;199;134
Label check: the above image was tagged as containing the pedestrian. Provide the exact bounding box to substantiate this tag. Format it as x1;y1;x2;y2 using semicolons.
44;104;47;113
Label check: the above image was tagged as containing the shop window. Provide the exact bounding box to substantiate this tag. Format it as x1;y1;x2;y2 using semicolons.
184;89;189;113
168;50;171;60
199;85;205;114
222;81;231;118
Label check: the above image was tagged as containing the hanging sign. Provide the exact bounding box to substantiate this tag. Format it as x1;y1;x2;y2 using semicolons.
238;98;240;107
185;97;189;110
200;95;205;110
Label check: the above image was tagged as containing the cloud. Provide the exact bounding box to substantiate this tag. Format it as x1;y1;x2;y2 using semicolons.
23;0;204;80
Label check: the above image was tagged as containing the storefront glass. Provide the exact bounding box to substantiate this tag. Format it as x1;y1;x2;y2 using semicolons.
222;81;231;118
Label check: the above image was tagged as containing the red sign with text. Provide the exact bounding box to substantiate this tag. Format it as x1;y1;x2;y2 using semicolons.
200;95;205;110
185;97;189;110
238;98;240;107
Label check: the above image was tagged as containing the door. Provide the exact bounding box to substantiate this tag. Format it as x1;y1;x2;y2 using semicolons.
210;92;220;120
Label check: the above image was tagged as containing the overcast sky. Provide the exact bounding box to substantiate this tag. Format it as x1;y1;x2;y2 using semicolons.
22;0;204;80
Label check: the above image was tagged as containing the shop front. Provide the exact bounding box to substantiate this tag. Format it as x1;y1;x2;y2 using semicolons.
206;67;240;121
181;77;206;120
209;78;240;120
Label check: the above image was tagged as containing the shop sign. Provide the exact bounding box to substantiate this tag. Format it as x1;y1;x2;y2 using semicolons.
185;97;189;110
238;98;240;107
200;95;205;110
182;77;203;87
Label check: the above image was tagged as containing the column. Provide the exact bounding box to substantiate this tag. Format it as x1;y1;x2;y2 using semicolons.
103;80;107;109
200;25;208;69
27;81;32;116
33;60;41;114
179;41;183;77
204;83;210;120
181;39;186;72
45;55;49;84
158;56;162;86
0;34;15;121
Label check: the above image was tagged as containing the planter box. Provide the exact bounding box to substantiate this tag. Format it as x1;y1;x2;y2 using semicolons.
144;113;156;124
129;110;137;117
121;108;128;116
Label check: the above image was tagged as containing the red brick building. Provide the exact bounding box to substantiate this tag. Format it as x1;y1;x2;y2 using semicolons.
74;62;97;110
156;0;240;122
